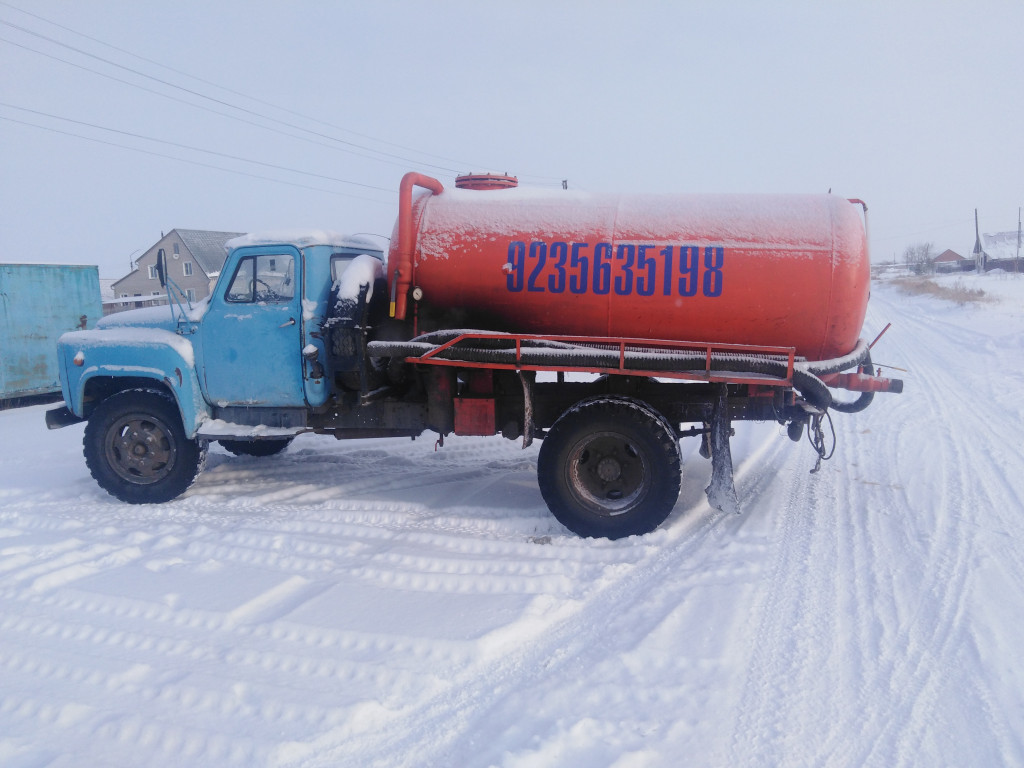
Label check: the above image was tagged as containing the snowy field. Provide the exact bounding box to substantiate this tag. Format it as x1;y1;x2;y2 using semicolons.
2;273;1024;767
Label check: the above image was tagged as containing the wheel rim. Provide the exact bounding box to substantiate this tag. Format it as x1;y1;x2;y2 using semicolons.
103;413;178;485
566;431;651;516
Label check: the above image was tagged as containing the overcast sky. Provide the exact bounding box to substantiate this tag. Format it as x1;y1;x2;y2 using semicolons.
2;1;1022;277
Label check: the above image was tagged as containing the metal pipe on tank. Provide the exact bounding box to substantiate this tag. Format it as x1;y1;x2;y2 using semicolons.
392;172;444;320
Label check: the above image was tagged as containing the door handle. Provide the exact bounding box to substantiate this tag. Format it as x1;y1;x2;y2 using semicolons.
279;317;296;328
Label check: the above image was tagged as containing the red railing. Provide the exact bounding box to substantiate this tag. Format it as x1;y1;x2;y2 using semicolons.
406;332;797;388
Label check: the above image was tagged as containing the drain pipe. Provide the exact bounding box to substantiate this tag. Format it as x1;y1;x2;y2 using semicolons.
391;172;444;320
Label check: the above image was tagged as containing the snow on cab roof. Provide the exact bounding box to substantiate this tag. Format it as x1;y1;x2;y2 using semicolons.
225;230;382;251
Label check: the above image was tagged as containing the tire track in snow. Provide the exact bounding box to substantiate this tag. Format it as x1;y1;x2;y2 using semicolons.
725;287;1008;766
841;303;980;765
725;437;834;764
0;575;476;766
1;439;655;768
343;427;779;766
200;438;541;509
841;286;1024;765
291;441;779;767
834;295;981;765
794;286;1019;765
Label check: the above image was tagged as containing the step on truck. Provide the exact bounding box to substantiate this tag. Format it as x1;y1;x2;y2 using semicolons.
47;172;902;539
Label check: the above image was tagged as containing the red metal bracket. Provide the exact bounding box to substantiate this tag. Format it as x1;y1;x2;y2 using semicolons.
405;332;797;388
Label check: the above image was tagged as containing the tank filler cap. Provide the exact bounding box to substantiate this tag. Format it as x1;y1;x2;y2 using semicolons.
455;173;518;190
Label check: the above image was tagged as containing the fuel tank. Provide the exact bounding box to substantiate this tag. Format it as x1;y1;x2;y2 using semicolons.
390;175;869;362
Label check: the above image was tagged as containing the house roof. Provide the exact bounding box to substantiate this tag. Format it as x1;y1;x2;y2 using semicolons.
933;249;964;263
981;231;1023;262
111;229;246;290
176;229;245;276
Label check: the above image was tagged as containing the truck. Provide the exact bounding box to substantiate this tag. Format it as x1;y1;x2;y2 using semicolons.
46;172;902;539
1;263;101;406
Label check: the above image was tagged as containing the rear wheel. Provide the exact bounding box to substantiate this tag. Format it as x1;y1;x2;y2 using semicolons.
538;398;681;539
218;438;293;457
84;389;206;504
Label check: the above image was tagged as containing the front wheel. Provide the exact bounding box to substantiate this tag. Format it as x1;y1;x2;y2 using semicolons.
537;398;682;539
84;389;206;504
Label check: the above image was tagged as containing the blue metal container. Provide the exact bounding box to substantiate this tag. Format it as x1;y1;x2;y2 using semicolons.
0;264;101;401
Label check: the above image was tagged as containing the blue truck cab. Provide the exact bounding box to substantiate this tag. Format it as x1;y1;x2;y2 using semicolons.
48;232;386;502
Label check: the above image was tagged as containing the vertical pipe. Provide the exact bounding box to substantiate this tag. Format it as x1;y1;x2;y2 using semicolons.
392;172;444;320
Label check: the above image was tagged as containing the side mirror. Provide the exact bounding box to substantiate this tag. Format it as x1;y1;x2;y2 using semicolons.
156;248;167;288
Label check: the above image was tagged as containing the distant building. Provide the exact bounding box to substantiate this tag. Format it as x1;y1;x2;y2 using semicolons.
977;231;1023;272
99;278;117;308
932;249;970;273
108;229;243;314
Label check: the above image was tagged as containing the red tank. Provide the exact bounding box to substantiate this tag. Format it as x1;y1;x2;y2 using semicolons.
389;173;869;362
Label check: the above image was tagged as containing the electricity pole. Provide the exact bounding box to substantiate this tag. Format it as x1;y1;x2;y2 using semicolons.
1017;207;1021;274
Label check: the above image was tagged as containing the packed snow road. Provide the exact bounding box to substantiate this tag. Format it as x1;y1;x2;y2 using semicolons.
2;275;1024;767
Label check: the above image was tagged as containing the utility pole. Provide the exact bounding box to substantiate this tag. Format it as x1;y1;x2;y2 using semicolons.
1016;206;1021;274
973;209;986;273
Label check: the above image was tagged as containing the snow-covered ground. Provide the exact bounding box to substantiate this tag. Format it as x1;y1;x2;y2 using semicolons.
3;273;1024;767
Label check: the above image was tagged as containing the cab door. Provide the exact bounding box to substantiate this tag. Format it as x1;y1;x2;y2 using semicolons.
200;247;306;406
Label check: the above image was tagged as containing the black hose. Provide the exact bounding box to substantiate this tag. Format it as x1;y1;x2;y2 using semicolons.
798;339;870;376
407;329;579;351
367;338;834;410
828;350;875;414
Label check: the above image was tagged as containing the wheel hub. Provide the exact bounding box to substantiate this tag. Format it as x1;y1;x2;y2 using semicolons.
568;432;650;515
106;416;175;483
596;457;622;482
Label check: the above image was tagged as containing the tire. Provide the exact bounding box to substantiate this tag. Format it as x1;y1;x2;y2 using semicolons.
537;397;682;539
83;389;206;504
218;437;293;457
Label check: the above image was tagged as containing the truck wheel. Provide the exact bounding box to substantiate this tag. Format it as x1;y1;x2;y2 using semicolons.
538;398;681;539
84;389;206;504
218;438;293;457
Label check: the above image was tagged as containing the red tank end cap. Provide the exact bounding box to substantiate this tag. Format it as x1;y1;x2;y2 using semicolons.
455;173;518;190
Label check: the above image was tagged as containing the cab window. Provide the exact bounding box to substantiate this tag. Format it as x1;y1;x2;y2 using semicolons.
330;255;353;283
226;253;295;303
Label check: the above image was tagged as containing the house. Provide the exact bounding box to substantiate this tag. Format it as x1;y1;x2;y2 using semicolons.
977;230;1023;272
932;249;970;273
108;229;243;314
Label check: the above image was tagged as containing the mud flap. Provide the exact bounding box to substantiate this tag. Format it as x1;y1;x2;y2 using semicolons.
519;371;534;449
705;384;741;515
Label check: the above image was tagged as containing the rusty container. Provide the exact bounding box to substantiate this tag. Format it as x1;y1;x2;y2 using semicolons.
390;174;869;361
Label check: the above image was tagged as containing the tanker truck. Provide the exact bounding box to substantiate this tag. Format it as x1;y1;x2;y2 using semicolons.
45;172;902;539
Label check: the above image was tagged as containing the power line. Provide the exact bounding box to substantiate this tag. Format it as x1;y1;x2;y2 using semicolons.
0;18;466;174
0;114;394;204
0;33;452;175
873;218;975;243
0;101;394;193
0;0;552;179
0;2;565;183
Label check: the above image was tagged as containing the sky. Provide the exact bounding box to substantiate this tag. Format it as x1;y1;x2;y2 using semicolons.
1;0;1022;278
